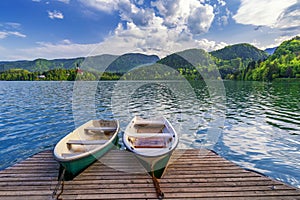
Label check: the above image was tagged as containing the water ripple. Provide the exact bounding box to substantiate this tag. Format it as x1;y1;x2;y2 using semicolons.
0;80;299;188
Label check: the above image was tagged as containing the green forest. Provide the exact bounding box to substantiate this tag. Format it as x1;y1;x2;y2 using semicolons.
242;36;300;81
0;36;299;81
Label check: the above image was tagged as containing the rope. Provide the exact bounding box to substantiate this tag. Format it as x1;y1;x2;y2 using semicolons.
52;167;66;200
151;171;164;200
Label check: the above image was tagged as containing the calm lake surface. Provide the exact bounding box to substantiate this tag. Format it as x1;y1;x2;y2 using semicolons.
0;80;299;188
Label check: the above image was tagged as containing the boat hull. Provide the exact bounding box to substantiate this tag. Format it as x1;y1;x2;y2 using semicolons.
123;116;178;179
134;151;173;178
59;135;118;180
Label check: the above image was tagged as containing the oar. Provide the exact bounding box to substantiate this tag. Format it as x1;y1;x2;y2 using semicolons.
52;166;66;200
151;171;164;199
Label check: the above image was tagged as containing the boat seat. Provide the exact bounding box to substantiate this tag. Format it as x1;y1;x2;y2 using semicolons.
85;126;116;132
67;140;107;145
137;127;164;133
127;133;173;138
128;133;173;148
134;120;165;128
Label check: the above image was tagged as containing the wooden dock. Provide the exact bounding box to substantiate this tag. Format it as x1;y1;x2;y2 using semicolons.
0;149;299;199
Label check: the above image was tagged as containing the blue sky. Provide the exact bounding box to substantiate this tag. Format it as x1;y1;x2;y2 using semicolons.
0;0;299;61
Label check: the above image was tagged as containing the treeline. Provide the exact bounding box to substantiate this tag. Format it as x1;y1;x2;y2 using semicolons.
0;68;122;81
213;36;300;81
241;36;300;81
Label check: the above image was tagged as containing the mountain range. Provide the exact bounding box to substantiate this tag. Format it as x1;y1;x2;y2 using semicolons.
0;36;299;81
0;43;269;73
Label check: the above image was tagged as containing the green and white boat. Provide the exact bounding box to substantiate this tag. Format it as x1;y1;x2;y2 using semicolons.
53;119;119;180
123;116;178;179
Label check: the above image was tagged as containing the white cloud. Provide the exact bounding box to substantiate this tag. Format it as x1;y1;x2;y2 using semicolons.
0;31;26;39
56;0;70;3
2;0;225;60
48;10;64;19
269;35;299;48
91;20;226;57
276;5;300;30
9;31;26;38
233;0;297;28
6;21;227;61
13;41;98;60
0;32;8;39
151;0;215;34
151;0;214;35
187;4;214;34
80;0;215;35
217;0;226;7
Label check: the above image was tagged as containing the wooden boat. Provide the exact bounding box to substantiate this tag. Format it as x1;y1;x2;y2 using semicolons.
123;116;178;179
53;119;119;180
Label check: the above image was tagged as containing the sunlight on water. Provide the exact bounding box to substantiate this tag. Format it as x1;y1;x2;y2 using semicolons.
0;80;299;188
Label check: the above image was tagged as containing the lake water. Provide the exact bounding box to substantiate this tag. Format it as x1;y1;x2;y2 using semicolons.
0;80;299;188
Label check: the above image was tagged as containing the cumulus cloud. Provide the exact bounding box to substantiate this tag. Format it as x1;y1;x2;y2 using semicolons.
151;0;215;34
118;1;155;26
233;0;297;28
79;0;215;35
187;4;214;34
10;20;227;61
4;0;227;60
48;10;64;19
70;0;219;59
92;20;226;58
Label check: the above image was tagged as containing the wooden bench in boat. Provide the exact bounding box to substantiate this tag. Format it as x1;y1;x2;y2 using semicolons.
134;120;165;128
67;140;107;145
84;126;116;132
84;126;116;135
127;133;173;148
136;127;164;133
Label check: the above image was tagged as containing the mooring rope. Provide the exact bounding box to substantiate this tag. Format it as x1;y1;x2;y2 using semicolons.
151;171;164;199
52;167;66;200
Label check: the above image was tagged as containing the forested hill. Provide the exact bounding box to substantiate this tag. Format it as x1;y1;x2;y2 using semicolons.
210;43;268;61
106;53;159;72
156;44;270;80
157;49;208;69
244;36;300;81
0;53;159;73
0;58;84;72
209;43;268;79
156;39;300;81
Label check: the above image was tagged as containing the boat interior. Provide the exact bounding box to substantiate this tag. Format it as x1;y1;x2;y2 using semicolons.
64;120;118;155
127;120;173;149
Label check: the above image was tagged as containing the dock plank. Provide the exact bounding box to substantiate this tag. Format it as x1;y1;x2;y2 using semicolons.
0;149;299;199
